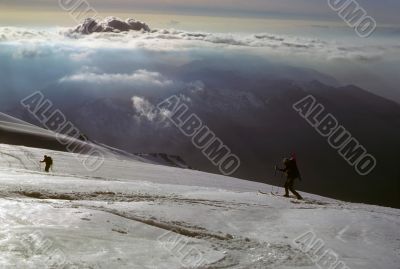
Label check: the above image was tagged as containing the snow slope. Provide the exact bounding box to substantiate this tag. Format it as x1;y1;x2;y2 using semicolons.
0;143;399;269
0;112;191;169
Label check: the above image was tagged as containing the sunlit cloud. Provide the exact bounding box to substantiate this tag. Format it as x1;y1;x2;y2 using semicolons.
60;69;174;87
0;23;393;63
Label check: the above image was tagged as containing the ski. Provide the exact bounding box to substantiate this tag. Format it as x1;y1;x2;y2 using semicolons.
258;190;283;196
259;190;306;201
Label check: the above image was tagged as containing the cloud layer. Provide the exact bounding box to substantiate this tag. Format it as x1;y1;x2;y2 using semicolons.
1;21;399;103
0;24;394;62
60;69;173;87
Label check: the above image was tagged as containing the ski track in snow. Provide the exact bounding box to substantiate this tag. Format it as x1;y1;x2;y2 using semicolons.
0;143;399;269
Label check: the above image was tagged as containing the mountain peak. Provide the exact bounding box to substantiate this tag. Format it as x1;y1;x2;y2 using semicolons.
70;16;151;35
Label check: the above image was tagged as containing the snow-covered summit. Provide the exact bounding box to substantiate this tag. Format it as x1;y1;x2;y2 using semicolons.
70;17;151;35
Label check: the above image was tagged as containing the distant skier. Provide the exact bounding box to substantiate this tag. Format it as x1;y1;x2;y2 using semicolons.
40;155;53;172
276;155;303;200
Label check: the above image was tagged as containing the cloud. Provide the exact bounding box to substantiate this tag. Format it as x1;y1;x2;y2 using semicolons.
131;95;181;125
131;93;195;124
167;20;180;27
69;50;94;61
58;67;207;99
59;69;174;87
131;96;159;122
188;81;205;93
12;46;52;59
0;24;395;63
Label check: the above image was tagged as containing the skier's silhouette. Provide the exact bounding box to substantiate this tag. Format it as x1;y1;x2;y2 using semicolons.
40;155;53;172
276;156;303;200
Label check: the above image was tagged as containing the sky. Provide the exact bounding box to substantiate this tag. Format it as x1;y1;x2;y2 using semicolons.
0;0;399;102
1;0;400;32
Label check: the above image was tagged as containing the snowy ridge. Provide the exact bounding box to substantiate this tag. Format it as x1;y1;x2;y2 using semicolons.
0;143;399;268
0;112;120;159
0;112;190;168
135;153;192;169
0;112;55;137
92;141;191;169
